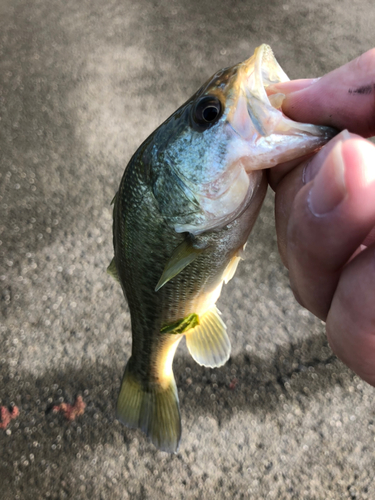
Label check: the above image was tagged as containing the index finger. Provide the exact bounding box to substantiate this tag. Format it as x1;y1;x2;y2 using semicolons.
270;48;375;138
267;48;375;189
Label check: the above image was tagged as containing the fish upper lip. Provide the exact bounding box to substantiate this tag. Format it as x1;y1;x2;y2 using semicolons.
227;44;337;144
226;44;287;139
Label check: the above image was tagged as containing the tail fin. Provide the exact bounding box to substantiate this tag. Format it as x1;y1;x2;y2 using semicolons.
116;360;181;453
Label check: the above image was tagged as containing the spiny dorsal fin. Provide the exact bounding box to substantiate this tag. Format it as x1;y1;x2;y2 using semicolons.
107;257;120;282
185;306;231;368
155;238;207;292
110;192;117;206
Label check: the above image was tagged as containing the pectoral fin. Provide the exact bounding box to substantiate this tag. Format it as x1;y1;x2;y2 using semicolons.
155;238;207;292
185;306;231;368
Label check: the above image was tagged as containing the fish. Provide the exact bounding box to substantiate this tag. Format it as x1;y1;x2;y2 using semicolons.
108;44;335;452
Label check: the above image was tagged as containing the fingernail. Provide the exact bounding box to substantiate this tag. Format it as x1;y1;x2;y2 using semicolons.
308;140;347;216
303;129;351;185
339;129;351;141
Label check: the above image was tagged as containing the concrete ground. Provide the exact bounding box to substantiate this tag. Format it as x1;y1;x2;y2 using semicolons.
1;0;375;498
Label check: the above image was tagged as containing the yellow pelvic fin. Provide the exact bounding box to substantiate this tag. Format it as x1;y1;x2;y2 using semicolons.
155;238;207;292
222;244;247;284
107;257;120;282
160;313;200;335
116;360;181;453
185;306;231;368
222;255;241;284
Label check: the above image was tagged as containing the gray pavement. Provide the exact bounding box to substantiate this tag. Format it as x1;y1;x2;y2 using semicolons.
1;0;375;498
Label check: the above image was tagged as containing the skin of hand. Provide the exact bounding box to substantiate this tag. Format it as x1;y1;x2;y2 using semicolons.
266;48;375;386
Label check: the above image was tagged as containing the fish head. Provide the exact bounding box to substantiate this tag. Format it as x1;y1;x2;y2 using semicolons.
149;44;336;234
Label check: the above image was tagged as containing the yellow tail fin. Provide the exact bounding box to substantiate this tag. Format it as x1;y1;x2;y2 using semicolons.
116;360;181;453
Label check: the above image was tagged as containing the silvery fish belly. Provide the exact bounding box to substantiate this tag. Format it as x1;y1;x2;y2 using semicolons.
108;44;335;452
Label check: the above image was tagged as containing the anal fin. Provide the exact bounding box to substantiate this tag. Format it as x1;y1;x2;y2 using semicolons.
185;306;231;368
116;360;181;453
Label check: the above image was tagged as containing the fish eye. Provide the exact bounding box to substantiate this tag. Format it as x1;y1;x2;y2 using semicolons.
193;96;223;127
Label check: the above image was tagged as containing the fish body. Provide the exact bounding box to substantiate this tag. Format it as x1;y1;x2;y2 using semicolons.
109;44;335;452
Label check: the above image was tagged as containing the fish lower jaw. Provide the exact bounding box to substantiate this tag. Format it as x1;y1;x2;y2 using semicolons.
226;130;334;172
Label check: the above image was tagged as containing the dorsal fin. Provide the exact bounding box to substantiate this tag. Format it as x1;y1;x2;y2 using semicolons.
110;192;117;206
107;257;120;282
185;306;230;368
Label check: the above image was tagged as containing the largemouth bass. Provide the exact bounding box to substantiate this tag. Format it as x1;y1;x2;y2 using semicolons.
108;44;335;452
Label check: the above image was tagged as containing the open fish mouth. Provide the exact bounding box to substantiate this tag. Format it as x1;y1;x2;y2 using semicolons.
226;44;336;169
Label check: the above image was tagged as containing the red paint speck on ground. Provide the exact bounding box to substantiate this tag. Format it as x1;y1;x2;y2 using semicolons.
229;378;238;390
0;406;20;429
53;396;86;421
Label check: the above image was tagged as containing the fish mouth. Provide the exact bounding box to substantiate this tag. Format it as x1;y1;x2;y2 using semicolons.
227;44;289;139
227;44;336;169
241;44;290;104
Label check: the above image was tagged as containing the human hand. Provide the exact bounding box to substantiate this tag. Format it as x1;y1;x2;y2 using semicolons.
267;49;375;386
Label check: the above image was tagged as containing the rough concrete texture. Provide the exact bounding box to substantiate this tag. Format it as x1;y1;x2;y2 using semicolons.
1;0;375;498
